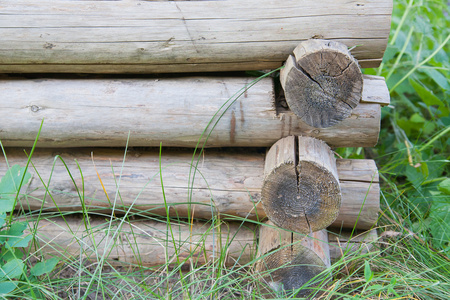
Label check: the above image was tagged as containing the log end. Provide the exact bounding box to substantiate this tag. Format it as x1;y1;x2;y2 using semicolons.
256;225;330;297
261;162;341;234
280;39;363;128
256;245;327;297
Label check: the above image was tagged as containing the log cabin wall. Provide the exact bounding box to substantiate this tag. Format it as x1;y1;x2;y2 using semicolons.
0;0;392;295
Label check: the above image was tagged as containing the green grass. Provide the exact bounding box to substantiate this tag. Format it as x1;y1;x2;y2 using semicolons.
1;0;450;299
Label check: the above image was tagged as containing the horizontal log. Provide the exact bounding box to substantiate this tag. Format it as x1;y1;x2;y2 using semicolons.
30;217;257;268
0;75;388;148
2;147;379;229
327;228;378;263
0;0;392;73
28;217;377;268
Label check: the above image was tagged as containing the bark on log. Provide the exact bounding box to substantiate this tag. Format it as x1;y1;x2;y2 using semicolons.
256;221;330;297
280;40;363;128
1;147;379;230
27;217;377;269
0;0;392;73
0;75;388;148
261;136;341;234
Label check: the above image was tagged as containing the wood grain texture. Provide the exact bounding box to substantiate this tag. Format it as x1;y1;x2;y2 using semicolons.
1;147;379;229
261;136;341;233
328;228;378;263
27;216;377;269
0;0;392;73
280;40;363;128
256;221;330;296
0;76;386;148
29;217;257;268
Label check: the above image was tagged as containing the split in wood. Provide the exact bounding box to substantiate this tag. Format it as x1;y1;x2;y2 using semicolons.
255;221;378;296
2;146;379;230
262;136;341;234
280;39;363;128
0;75;389;148
256;221;330;297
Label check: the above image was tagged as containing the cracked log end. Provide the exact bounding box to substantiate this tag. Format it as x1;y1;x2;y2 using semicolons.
280;39;363;128
256;224;330;297
262;136;341;233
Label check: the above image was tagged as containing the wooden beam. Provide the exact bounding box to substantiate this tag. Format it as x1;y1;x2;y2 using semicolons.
0;0;393;73
2;147;379;230
28;217;377;268
0;75;388;148
29;217;257;268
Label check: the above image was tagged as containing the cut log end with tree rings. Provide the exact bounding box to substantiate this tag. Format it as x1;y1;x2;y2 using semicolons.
280;39;363;128
262;136;341;233
256;223;330;297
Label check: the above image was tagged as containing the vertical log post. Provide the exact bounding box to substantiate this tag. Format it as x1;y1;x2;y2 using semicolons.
261;136;341;234
280;39;363;128
256;221;330;297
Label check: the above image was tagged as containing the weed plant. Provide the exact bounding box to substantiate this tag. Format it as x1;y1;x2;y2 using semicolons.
0;0;449;299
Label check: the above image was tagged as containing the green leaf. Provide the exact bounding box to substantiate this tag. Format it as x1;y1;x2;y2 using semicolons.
438;178;450;195
0;281;17;295
364;261;373;282
0;165;32;214
0;249;24;263
3;222;31;249
405;165;425;188
0;214;5;228
5;235;32;249
366;284;384;291
30;257;59;277
428;195;450;249
0;259;24;280
422;68;450;91
409;78;448;117
410;113;425;124
8;222;27;237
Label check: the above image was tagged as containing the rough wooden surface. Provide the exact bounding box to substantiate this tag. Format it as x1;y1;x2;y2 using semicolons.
1;147;379;229
280;40;363;128
262;136;341;233
257;221;330;296
328;228;378;263
0;75;388;148
27;217;377;269
0;0;392;73
29;217;257;268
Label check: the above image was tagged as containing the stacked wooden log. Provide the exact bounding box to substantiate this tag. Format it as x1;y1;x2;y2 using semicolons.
0;0;392;297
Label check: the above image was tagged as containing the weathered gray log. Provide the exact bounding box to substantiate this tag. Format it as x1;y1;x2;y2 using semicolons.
328;228;378;263
0;0;392;73
29;217;257;268
280;40;363;128
2;147;379;229
261;136;341;234
256;221;330;297
28;217;377;269
0;75;389;148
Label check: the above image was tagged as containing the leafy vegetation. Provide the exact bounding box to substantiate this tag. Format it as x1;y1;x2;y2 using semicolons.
366;0;450;255
0;0;449;299
0;165;58;297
